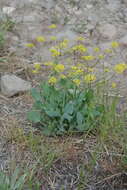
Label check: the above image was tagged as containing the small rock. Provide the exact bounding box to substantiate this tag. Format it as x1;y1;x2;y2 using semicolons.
106;1;121;12
0;75;31;97
119;34;127;46
98;24;117;40
86;4;93;9
2;6;16;15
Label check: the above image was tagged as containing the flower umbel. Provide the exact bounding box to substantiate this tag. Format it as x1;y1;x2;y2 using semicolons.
48;76;57;85
76;36;84;41
48;24;57;29
81;55;94;61
36;36;46;42
72;44;87;53
25;43;35;48
114;63;127;74
112;82;117;88
50;47;61;57
84;74;96;83
54;64;65;72
33;62;41;70
94;47;100;52
111;41;119;48
50;36;57;41
73;79;81;86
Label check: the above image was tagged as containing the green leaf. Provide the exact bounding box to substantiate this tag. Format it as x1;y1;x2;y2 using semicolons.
13;174;27;190
77;112;83;126
31;88;41;101
46;110;60;117
27;111;41;123
64;102;74;115
85;89;94;103
33;101;44;110
76;123;89;132
10;168;27;190
62;113;72;122
78;91;86;103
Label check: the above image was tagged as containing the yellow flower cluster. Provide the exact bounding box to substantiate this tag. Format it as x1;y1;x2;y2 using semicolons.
104;68;110;72
104;49;112;54
54;64;65;72
98;54;104;59
71;66;78;70
114;63;127;74
36;36;46;42
111;82;117;88
73;79;81;86
81;55;94;61
50;36;57;41
60;74;66;79
32;62;41;73
50;47;61;57
25;43;35;48
87;67;94;72
84;74;96;83
94;47;100;52
72;44;87;53
48;24;57;29
76;36;84;41
48;76;57;85
43;61;54;66
59;39;69;49
71;69;84;76
111;41;119;48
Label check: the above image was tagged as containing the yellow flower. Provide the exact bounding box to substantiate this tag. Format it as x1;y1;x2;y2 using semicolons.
36;36;46;42
104;49;112;53
72;44;87;53
87;67;94;72
32;69;39;74
54;64;65;72
50;36;57;41
84;74;96;83
48;24;57;29
114;63;127;74
111;82;117;88
81;55;95;61
68;68;83;77
77;63;84;69
76;36;84;41
48;76;57;85
104;68;110;72
63;39;69;44
71;66;78;70
33;62;41;70
50;48;60;57
73;79;81;86
25;43;35;48
98;54;104;59
43;61;54;66
59;41;68;49
60;74;66;79
111;41;119;48
94;47;100;52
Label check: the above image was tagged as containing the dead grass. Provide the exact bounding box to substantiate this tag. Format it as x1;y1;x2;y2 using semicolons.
0;112;126;189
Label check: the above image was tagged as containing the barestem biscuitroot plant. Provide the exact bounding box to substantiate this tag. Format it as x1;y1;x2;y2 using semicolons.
28;81;105;136
27;31;125;136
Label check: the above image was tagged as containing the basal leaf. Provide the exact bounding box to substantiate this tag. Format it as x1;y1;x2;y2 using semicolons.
31;88;41;101
76;112;83;126
64;102;74;115
27;111;41;123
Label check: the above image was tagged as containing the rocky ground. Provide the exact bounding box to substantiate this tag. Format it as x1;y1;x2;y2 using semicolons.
0;0;127;189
